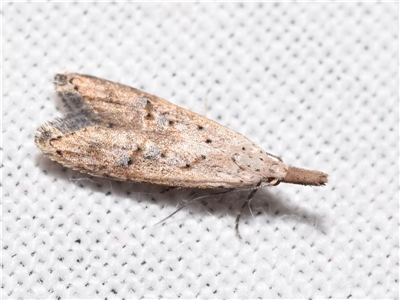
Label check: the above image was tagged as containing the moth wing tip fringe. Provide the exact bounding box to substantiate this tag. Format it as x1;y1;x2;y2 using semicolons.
53;73;69;87
35;113;94;147
52;72;100;119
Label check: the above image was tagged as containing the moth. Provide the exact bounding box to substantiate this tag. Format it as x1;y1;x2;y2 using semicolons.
35;73;328;238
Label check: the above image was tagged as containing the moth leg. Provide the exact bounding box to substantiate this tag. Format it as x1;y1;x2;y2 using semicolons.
235;186;259;239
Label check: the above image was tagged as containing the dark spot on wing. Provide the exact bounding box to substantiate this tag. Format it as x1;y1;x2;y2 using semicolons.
144;98;153;110
206;139;212;144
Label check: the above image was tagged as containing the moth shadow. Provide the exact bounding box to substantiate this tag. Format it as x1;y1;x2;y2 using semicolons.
178;186;327;233
36;154;326;233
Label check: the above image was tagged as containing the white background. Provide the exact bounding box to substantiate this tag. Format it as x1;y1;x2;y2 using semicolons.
3;2;398;299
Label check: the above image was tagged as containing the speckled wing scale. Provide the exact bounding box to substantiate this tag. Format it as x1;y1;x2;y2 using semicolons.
35;73;328;238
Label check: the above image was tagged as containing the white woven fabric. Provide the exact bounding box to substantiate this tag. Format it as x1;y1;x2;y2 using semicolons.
3;2;398;299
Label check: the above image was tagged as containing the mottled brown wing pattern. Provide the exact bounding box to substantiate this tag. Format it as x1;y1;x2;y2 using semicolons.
36;73;278;188
35;73;328;239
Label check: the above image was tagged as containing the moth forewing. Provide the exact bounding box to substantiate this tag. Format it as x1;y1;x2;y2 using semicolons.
35;73;328;238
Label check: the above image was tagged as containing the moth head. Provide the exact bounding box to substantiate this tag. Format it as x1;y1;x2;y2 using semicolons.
231;151;288;181
263;159;288;182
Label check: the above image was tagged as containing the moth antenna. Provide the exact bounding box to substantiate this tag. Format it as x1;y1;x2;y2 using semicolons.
283;166;328;186
153;201;191;227
153;191;229;227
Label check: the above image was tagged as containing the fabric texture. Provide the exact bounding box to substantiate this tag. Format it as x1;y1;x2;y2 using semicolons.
3;2;398;299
